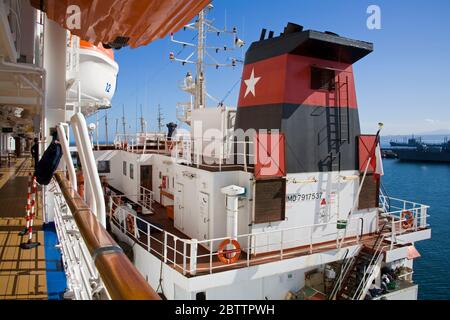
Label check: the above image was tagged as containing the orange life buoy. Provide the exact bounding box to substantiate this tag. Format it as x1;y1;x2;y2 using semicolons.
217;239;241;265
126;214;135;235
401;210;414;229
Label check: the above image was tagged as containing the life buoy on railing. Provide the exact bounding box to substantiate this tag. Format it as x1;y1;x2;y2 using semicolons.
126;213;135;236
401;210;414;229
217;239;241;265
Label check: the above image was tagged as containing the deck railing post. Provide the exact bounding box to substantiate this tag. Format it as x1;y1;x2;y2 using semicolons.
209;239;213;274
163;232;168;263
421;206;427;228
183;241;187;275
147;222;151;252
390;220;395;250
189;239;198;276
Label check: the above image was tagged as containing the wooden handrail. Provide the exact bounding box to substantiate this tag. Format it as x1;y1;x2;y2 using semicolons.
54;172;160;300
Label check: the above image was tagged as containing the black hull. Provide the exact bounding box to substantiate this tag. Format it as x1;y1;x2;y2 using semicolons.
395;149;450;163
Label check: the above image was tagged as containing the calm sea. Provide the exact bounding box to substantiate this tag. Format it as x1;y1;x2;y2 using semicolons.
382;159;450;300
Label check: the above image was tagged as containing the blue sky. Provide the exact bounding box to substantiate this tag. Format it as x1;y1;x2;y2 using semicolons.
88;0;450;140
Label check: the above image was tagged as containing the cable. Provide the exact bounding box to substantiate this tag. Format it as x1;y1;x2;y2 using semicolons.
217;77;242;107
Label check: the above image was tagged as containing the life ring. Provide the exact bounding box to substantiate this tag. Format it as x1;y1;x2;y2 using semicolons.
126;214;135;235
401;210;414;229
217;239;241;265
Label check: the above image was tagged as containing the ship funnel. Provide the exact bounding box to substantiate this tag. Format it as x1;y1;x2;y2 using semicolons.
234;24;373;175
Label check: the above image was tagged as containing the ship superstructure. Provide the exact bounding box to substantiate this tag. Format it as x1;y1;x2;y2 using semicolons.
0;1;431;301
95;17;431;300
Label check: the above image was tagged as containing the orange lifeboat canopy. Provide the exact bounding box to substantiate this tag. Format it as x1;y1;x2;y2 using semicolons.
31;0;211;48
79;40;115;61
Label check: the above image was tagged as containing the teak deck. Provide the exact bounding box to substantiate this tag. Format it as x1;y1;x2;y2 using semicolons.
0;159;47;300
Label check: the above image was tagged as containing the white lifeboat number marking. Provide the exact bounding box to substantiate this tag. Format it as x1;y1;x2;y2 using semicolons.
105;82;112;93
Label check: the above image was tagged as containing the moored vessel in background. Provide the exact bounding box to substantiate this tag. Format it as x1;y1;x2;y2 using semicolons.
394;141;450;163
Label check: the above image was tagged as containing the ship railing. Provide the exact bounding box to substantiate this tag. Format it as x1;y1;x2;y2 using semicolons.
51;179;108;300
379;195;430;247
114;133;168;154
113;133;256;171
54;172;160;300
139;186;155;213
107;190;155;216
108;204;367;276
193;221;362;275
176;102;193;124
170;136;255;172
108;193;430;278
109;195;198;275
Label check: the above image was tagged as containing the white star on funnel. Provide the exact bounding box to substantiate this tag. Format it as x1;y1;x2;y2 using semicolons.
244;68;261;98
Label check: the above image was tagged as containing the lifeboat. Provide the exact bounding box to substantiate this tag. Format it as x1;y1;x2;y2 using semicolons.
66;38;119;114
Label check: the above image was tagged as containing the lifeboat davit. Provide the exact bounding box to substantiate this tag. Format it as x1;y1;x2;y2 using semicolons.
67;38;119;114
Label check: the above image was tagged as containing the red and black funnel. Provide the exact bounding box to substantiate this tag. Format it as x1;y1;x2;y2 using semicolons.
234;23;373;175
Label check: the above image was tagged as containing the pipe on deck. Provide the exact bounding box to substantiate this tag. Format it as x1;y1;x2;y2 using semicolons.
54;172;160;300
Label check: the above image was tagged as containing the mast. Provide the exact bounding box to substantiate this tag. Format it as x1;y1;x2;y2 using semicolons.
196;10;205;110
157;104;164;133
122;104;126;136
169;5;244;119
140;104;146;134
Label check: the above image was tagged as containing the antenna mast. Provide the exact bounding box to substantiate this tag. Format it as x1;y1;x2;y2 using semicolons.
122;104;127;136
140;104;146;134
196;10;205;110
157;104;164;133
169;4;245;113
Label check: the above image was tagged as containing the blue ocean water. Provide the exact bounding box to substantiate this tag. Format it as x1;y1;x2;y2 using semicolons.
382;159;450;300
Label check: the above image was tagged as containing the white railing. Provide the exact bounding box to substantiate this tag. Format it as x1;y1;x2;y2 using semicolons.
176;102;193;124
138;186;154;214
109;193;431;277
109;197;364;276
114;132;255;172
114;133;167;154
379;194;430;249
51;180;109;300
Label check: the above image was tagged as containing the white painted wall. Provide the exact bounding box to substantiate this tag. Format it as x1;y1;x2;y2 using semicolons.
172;162;252;250
251;170;378;254
94;150;153;202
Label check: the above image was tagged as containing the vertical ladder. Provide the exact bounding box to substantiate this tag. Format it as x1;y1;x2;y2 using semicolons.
323;75;350;172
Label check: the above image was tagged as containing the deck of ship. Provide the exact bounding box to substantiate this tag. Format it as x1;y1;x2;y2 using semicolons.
0;159;48;300
109;191;411;277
